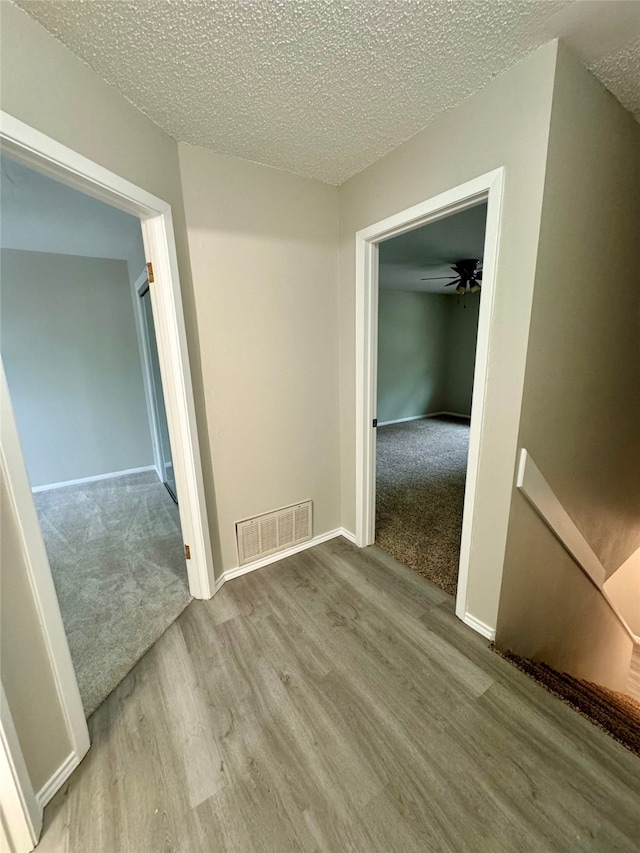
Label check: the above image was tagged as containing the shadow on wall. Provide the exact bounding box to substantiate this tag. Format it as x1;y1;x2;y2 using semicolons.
605;548;640;638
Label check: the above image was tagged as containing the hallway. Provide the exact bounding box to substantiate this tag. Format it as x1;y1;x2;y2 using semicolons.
37;537;640;852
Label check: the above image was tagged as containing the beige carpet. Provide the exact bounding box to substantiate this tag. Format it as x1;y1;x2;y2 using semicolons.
375;416;469;596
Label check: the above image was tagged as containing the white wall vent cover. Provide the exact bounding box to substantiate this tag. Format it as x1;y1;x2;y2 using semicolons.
236;500;312;566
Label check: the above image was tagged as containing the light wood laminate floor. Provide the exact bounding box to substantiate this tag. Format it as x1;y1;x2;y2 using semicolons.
38;538;640;852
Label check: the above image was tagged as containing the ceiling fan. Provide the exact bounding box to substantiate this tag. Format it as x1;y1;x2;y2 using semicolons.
421;258;482;294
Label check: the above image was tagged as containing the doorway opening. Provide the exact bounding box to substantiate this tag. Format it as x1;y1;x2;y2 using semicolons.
375;204;487;597
355;169;504;636
0;112;215;806
0;155;191;717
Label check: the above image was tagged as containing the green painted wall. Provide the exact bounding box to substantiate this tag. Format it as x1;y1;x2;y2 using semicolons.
377;289;480;423
445;293;481;415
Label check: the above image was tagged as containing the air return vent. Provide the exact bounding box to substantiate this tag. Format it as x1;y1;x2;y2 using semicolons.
236;501;312;566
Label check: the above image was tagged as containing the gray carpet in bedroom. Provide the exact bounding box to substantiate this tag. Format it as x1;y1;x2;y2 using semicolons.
34;470;191;717
375;416;469;597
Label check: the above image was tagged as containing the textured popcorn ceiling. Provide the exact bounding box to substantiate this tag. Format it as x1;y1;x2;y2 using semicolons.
11;0;640;185
591;37;640;121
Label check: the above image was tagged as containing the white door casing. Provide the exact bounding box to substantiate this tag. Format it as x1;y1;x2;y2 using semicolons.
0;684;41;853
0;110;216;818
354;168;505;639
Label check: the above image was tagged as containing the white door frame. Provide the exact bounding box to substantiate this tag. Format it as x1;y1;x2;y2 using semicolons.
0;362;88;821
0;684;41;853
355;168;504;632
0;111;215;599
0;111;216;813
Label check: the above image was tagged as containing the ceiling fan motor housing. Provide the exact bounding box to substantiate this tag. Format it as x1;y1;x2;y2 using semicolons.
449;258;482;291
420;258;482;292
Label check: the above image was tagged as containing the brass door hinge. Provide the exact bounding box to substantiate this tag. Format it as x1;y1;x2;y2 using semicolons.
147;261;155;283
184;544;191;560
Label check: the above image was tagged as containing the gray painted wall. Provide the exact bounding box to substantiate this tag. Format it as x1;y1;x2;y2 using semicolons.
377;290;448;423
377;289;480;424
1;249;154;487
496;44;640;687
445;294;481;415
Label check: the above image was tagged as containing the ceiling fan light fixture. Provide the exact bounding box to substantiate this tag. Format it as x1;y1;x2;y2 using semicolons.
470;282;481;293
455;283;466;295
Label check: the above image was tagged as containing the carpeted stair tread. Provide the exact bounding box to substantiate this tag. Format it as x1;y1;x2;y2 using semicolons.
500;650;640;758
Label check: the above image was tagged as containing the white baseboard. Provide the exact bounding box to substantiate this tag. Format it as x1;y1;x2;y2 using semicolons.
223;528;345;582
463;612;496;641
31;466;156;493
439;411;472;420
215;528;357;589
378;413;434;427
377;411;471;427
339;527;357;544
36;751;80;808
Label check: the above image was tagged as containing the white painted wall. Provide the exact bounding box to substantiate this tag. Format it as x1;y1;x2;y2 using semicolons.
178;144;341;572
1;249;154;487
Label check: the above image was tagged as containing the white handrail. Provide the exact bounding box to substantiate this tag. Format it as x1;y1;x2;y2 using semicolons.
517;449;639;644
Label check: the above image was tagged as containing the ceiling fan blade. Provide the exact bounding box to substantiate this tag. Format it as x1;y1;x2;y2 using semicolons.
444;278;462;287
420;275;458;281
